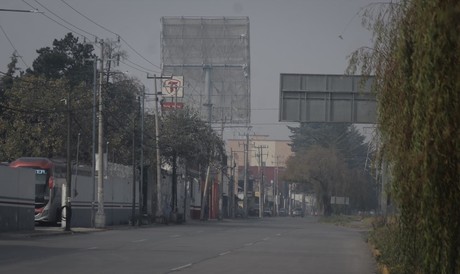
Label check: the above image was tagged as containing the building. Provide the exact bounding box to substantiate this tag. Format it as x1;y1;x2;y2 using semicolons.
226;135;293;215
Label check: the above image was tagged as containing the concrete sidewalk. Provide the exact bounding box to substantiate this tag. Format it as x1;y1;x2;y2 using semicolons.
0;218;255;239
0;226;107;239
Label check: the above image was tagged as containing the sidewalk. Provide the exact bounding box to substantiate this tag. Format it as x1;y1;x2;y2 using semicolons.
0;218;253;239
0;226;106;239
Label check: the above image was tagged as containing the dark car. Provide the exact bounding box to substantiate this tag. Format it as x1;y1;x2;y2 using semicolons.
249;207;259;217
291;208;304;217
263;208;272;217
278;208;288;217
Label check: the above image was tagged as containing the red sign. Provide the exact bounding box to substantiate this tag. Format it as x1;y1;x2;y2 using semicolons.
162;76;184;98
162;102;184;110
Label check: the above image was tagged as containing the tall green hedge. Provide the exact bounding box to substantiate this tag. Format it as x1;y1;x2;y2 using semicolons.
379;1;460;273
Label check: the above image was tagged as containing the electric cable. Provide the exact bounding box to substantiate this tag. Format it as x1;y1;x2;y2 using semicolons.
22;0;92;42
0;23;29;68
33;0;97;39
59;0;161;70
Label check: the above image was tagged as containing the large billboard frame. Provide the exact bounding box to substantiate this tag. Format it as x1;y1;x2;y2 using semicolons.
279;74;376;124
161;17;251;124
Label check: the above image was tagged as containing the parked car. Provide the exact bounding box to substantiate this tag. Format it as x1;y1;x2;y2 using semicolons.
263;208;272;217
278;208;288;217
249;207;259;217
291;208;304;217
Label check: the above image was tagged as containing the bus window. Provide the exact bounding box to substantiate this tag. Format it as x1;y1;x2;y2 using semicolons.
35;169;50;206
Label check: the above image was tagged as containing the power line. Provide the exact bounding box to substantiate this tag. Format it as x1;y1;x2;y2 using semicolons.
120;37;161;70
59;0;116;36
33;0;97;39
120;59;159;75
22;0;92;42
0;23;29;68
22;0;160;80
59;0;161;70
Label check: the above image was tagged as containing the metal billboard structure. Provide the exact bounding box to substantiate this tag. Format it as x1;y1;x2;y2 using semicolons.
161;17;251;124
279;74;376;123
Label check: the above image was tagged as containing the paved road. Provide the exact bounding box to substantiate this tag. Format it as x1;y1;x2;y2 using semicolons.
0;217;375;274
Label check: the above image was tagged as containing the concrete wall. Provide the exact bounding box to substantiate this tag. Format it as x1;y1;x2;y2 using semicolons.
70;163;136;227
0;166;35;232
0;162;136;230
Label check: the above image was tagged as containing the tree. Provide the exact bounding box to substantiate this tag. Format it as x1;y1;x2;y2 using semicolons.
159;107;225;211
287;122;375;213
0;75;76;160
348;1;460;273
289;123;368;169
103;74;143;165
284;146;348;216
28;33;95;86
0;33;142;166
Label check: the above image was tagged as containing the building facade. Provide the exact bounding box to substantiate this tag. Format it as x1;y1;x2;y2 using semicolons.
226;135;293;215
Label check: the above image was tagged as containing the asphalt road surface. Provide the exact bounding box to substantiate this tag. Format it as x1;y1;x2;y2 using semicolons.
0;217;376;274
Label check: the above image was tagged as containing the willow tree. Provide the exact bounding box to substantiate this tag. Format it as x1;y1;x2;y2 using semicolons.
348;1;460;273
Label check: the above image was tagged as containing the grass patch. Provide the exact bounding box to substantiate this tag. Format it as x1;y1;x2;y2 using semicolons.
319;215;375;229
368;219;406;274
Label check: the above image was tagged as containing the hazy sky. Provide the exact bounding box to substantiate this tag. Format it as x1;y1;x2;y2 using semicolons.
0;0;376;140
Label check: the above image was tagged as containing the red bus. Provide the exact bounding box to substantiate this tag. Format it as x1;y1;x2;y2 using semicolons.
9;157;65;224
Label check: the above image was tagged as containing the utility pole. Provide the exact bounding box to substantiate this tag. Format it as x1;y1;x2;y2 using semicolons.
140;87;145;216
65;86;72;231
218;118;225;220
95;41;105;228
147;74;172;220
273;155;282;216
229;149;235;218
254;144;268;218
131;110;137;226
243;132;249;218
91;56;97;227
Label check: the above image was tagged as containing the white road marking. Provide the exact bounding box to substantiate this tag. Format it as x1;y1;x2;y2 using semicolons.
244;242;254;246
132;239;147;243
171;263;192;271
170;234;181;238
263;237;270;241
219;251;231;256
276;233;281;236
87;246;98;250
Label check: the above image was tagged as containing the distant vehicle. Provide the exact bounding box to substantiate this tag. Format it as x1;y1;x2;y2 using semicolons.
249;207;259;217
278;208;288;217
291;208;304;217
263;208;272;217
9;157;65;224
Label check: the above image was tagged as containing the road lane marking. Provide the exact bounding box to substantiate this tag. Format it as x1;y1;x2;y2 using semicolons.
263;237;270;241
170;234;181;238
171;263;192;271
244;242;254;246
276;233;281;236
219;251;231;256
87;246;98;250
132;239;147;243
